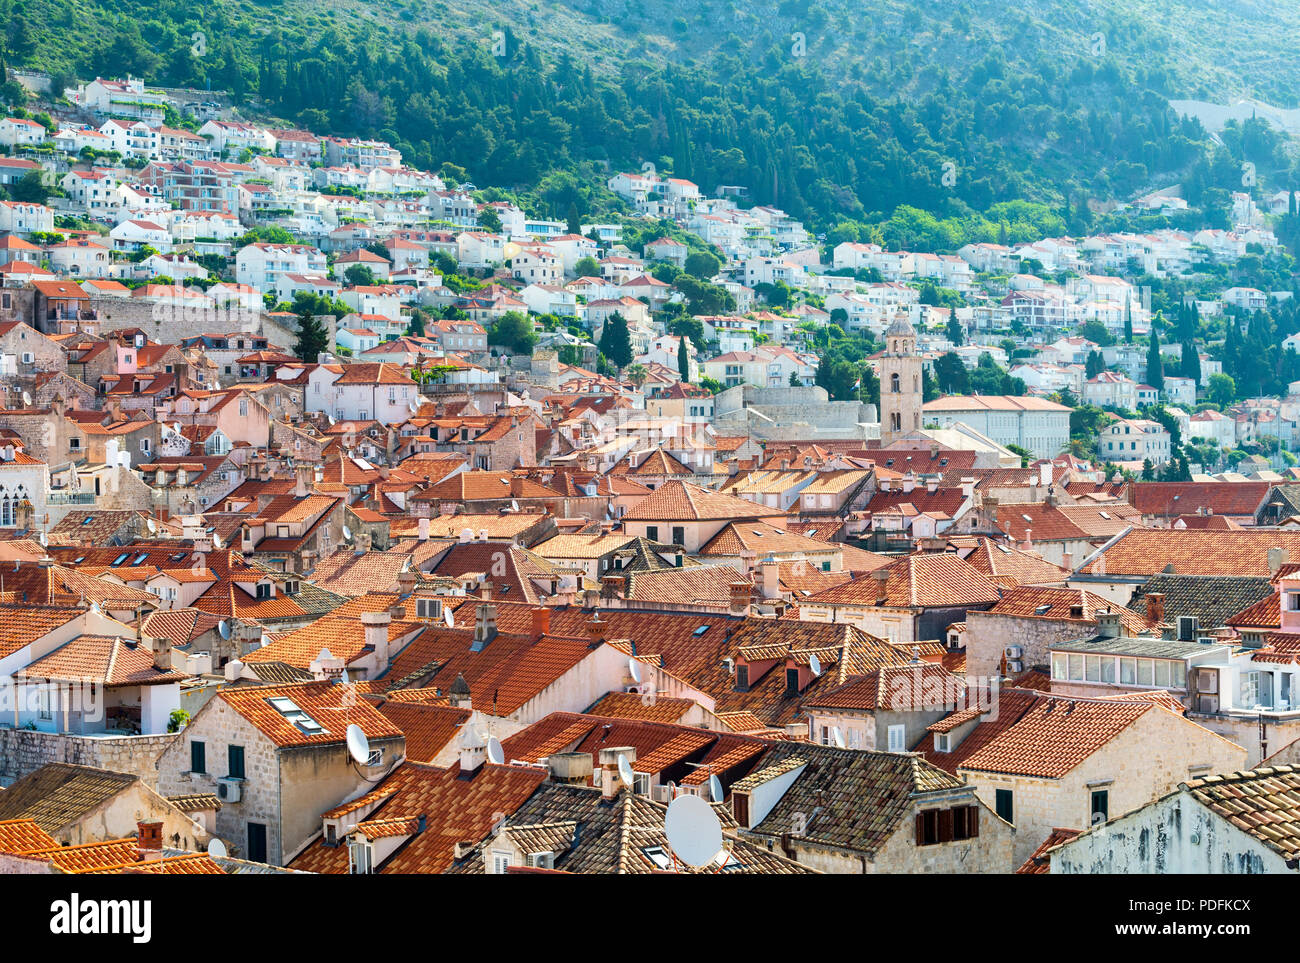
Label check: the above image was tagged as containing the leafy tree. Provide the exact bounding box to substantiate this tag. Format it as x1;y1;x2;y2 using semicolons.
815;356;861;401
1006;444;1032;468
294;305;330;362
407;309;428;338
674;275;734;315
1146;330;1164;392
1141;458;1155;480
598;312;633;369
574;256;601;277
1082;320;1113;347
10;169;48;204
683;250;721;280
1206;372;1237;406
669;317;706;352
625;363;648;388
789;370;801;387
478;207;503;233
699;376;724;394
934;352;970;394
344;264;376;287
946;316;964;346
488;311;538;354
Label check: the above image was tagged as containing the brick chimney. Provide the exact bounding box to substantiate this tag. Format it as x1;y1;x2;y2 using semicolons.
531;606;551;637
729;580;753;616
148;636;173;673
873;566;893;605
598;746;635;800
471;600;498;651
361;610;391;664
136;820;163;862
584;613;606;645
1145;592;1166;626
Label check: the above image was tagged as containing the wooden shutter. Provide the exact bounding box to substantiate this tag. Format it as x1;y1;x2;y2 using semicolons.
938;807;954;843
968;805;979;837
915;812;925;845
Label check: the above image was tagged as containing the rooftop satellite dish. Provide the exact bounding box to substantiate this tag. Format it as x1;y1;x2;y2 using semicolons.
88;602;100;615
487;735;505;766
831;726;846;749
444;608;455;629
808;653;822;677
342;524;353;541
618;753;634;787
629;659;643;684
708;773;724;803
146;517;157;534
346;723;371;765
327;413;335;426
408;399;418;414
38;531;47;547
510;499;519;512
206;838;227;860
21;390;31;407
664;794;723;869
218;619;230;640
212;533;223;549
341;669;350;684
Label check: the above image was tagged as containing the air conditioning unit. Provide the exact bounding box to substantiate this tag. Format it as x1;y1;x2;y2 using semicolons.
1007;659;1024;674
1198;695;1219;714
216;777;242;803
1197;670;1219;694
652;784;674;804
1004;646;1023;660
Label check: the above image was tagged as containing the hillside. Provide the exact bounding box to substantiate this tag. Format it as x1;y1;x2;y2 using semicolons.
3;0;1300;235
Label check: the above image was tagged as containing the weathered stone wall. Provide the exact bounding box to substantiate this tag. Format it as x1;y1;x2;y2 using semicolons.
965;611;1097;681
0;727;177;787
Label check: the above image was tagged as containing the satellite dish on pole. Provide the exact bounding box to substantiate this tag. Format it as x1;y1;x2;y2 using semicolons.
629;659;643;684
346;724;371;765
327;413;335;426
618;753;634;787
38;531;47;547
21;390;31;407
665;794;723;869
831;726;846;749
146;518;157;534
708;774;724;803
212;532;223;549
342;524;353;542
218;619;230;640
206;838;227;860
808;653;822;677
487;736;505;766
444;608;455;629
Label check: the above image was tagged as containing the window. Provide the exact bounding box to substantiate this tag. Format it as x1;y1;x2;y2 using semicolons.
735;665;748;691
228;745;245;780
1052;653;1067;680
1090;789;1109;824
247;822;267;863
190;740;206;774
785;667;800;696
1154;660;1171;687
491;850;512;875
671;526;685;546
1120;658;1136;685
887;724;906;753
935;732;951;753
256;583;272;600
1137;659;1153;686
995;788;1014;824
1068;653;1083;681
632;773;651;795
645;525;658;542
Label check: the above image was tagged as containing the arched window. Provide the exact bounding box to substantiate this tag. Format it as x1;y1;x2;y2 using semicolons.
890;412;901;432
890;373;900;394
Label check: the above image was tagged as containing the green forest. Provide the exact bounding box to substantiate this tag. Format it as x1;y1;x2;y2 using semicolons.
4;0;1296;238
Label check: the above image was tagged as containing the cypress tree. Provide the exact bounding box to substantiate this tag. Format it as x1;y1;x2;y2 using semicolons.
1146;329;1164;392
677;335;690;383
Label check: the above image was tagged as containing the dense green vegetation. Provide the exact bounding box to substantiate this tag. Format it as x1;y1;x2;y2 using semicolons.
9;0;1300;239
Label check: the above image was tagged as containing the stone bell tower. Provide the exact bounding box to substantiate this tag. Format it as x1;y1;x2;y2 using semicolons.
878;313;922;446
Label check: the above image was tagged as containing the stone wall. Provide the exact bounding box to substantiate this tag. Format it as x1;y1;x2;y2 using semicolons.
965;611;1098;681
0;727;177;787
